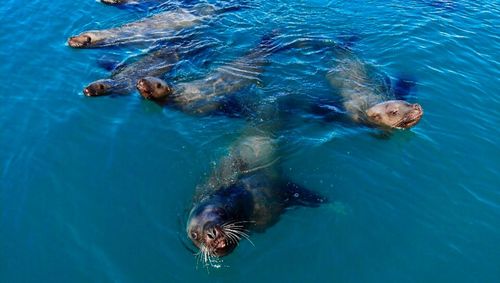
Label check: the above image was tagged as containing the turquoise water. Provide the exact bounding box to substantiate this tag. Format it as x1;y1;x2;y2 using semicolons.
1;0;499;282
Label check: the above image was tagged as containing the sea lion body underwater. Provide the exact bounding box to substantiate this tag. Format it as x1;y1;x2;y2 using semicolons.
323;45;423;129
185;104;326;263
100;0;183;12
68;3;243;48
136;31;282;116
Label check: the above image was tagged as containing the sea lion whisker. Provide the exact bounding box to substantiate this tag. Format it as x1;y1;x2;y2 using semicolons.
223;225;250;233
226;232;243;247
223;227;242;235
224;228;254;247
223;220;252;225
222;223;245;229
202;246;211;267
195;247;204;269
223;229;241;240
224;230;239;243
224;230;242;243
220;220;251;231
228;228;251;240
222;230;235;244
220;220;239;228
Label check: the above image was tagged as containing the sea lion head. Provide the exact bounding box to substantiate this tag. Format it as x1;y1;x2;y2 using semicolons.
67;32;103;48
136;77;173;100
186;188;251;258
186;201;237;258
366;100;423;129
101;0;127;4
83;79;117;97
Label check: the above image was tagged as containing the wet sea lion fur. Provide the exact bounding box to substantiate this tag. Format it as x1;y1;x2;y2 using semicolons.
186;104;326;263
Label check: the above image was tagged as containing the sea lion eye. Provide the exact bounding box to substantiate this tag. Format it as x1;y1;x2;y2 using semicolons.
156;83;162;89
99;84;105;90
191;232;198;240
390;110;399;116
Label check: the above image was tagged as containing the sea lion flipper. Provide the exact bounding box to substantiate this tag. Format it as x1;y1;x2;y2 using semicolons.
217;96;245;117
309;99;352;124
281;181;327;208
393;75;417;101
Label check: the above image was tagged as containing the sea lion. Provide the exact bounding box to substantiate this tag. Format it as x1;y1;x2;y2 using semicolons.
101;0;144;4
101;0;159;4
185;104;326;263
136;31;281;116
82;44;183;97
68;3;241;48
100;0;172;11
324;47;423;129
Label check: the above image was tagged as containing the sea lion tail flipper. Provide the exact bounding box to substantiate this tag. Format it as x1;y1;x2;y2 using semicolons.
393;75;417;101
309;99;351;123
210;1;253;15
281;181;327;208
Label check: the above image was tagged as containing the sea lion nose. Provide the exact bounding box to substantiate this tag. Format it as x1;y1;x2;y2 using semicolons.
68;37;77;46
207;227;218;239
83;87;94;97
204;223;220;241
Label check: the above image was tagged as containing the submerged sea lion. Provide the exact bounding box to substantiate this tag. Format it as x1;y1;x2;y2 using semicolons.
100;0;172;11
136;32;281;116
68;3;241;48
185;104;326;263
324;47;423;129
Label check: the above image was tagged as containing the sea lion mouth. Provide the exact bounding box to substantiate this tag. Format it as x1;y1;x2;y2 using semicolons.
395;104;424;129
83;87;94;97
101;0;125;4
83;86;101;97
136;79;154;99
210;236;229;255
68;34;92;48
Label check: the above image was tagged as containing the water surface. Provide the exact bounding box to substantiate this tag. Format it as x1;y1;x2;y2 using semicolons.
1;0;499;282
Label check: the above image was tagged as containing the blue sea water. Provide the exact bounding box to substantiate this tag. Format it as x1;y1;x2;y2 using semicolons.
1;0;499;282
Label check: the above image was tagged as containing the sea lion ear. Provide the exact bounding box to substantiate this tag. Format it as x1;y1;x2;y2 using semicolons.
281;181;327;208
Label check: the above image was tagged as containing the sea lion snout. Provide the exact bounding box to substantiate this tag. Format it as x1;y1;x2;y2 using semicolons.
202;224;231;254
101;0;125;4
83;87;93;97
68;34;91;48
204;224;222;241
136;78;153;99
412;103;423;114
